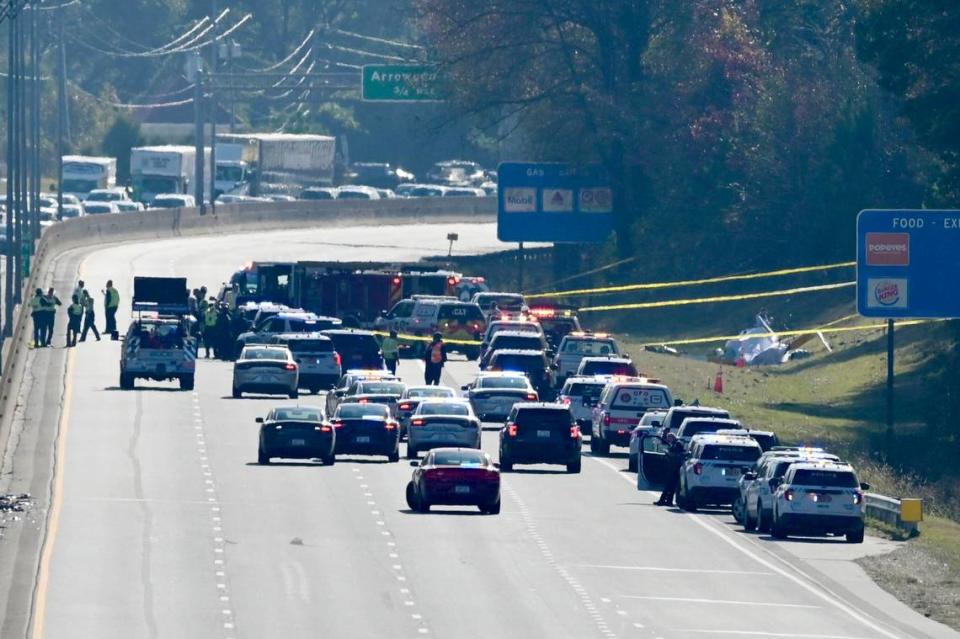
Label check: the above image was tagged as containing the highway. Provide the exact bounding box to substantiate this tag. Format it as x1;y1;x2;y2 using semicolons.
3;220;956;639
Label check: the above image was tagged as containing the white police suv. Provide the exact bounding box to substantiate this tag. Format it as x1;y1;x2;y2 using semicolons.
769;461;869;543
676;434;762;511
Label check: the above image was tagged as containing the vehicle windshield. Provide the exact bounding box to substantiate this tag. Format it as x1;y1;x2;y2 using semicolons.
792;469;860;488
242;348;288;360
138;177;177;194
477;376;530;390
701;445;761;462
565;383;605;401
581;361;637;376
476;294;524;310
431;450;486;466
407;388;455;398
273;408;322;422
326;333;380;354
87;191;121;201
61;179;97;193
490;354;543;372
419;402;470;416
152;197;187;208
216;166;244;182
681;420;738;437
286;318;337;332
84;204;113;214
611;387;671;410
338;404;389;419
285;339;333;353
515;408;570;427
562;339;617;355
357;382;405;395
491;335;542;351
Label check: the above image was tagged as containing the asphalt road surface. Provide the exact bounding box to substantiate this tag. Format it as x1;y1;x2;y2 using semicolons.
11;221;958;638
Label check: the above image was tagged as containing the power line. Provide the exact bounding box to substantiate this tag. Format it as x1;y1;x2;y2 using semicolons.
324;42;413;62
331;27;424;50
239;29;315;73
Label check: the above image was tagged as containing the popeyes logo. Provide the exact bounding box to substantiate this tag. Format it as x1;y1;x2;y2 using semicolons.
866;233;909;266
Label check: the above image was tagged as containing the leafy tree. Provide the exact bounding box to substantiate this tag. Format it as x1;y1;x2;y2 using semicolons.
102;115;144;184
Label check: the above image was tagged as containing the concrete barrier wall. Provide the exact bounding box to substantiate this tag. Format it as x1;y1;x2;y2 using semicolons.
0;197;495;458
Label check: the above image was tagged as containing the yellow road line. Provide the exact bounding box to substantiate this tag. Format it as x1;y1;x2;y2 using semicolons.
526;261;856;299
30;344;75;639
578;281;855;313
636;318;940;348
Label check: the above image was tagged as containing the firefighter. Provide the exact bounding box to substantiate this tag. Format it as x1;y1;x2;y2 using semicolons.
66;295;84;347
423;332;447;386
381;330;401;374
103;280;120;339
202;298;218;358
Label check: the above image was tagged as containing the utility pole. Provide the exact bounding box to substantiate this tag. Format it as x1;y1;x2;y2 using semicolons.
886;319;895;456
30;1;39;246
5;3;17;337
208;0;218;213
14;7;24;301
56;6;65;220
193;67;205;210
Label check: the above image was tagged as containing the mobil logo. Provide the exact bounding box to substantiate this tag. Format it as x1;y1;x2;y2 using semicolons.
866;232;909;266
867;278;908;309
503;187;536;213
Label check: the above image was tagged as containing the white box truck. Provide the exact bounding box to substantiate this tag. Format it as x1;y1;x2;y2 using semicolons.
61;156;117;200
216;133;336;197
131;145;210;205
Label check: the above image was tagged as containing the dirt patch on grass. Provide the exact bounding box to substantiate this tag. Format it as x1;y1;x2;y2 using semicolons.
858;520;960;632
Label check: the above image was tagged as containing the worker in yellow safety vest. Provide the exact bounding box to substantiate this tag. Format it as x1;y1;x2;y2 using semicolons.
103;280;120;339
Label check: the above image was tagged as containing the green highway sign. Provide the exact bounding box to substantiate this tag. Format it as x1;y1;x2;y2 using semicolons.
361;65;443;102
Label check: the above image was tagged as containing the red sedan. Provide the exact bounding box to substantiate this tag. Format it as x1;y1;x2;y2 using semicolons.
406;448;501;514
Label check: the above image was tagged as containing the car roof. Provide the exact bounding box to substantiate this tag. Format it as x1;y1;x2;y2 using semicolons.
787;461;855;473
679;417;741;426
689;433;761;446
561;333;614;340
607;380;671;391
580;356;632;362
419;397;470;403
273;332;332;341
274;311;329;320
513;402;569;410
476;371;529;378
490;349;546;356
323;328;376;336
491;330;542;338
668;406;728;415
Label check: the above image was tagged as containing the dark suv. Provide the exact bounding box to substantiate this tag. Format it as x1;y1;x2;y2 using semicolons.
321;328;384;371
499;403;582;473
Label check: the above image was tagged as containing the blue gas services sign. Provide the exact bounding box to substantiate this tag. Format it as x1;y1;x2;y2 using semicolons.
857;209;960;318
496;162;614;243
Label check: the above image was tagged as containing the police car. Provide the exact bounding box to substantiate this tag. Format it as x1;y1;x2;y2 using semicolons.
590;378;674;455
119;277;197;391
676;434;763;511
739;448;840;532
769;461;869;543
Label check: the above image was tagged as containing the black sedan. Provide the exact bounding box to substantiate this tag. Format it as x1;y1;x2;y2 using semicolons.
332;402;401;462
406;448;501;514
257;406;334;465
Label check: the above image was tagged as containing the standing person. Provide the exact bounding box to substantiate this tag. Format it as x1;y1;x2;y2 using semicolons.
423;332;447;386
103;280;120;339
655;432;685;506
202;298;218;358
30;288;44;347
215;305;232;360
71;279;85;304
381;330;401;374
66;295;84;347
79;288;101;342
41;288;62;347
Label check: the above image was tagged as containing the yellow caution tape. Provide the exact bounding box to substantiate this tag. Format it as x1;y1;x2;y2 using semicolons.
636;319;941;348
578;281;855;313
372;330;482;346
526;261;856;299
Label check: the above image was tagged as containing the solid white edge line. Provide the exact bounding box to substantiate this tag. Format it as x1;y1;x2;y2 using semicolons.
619;595;819;609
575;564;773;576
587;455;905;639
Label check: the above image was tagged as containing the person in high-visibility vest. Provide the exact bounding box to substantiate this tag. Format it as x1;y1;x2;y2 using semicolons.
103;280;120;339
203;299;219;358
423;332;447;386
30;288;44;347
41;288;62;347
381;330;401;374
66;295;84;347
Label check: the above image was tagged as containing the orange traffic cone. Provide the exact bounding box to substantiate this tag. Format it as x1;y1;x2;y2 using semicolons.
713;369;724;394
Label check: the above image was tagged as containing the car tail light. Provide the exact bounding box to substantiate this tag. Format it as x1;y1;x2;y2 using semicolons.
560;396;571;405
693;463;703;475
284;363;296;371
617;429;627;435
359;399;369;404
385;421;397;431
526;393;538;401
507;423;517;437
603;414;611;426
331;420;343;429
570;425;580;438
411;419;425;427
399;402;412;411
334;352;342;367
784;489;795;501
853;491;863;505
320;424;333;432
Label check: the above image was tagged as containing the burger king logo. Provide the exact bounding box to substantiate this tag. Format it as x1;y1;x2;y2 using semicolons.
867;278;908;309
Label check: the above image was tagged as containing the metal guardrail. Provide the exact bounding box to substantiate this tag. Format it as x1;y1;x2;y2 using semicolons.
865;493;922;535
